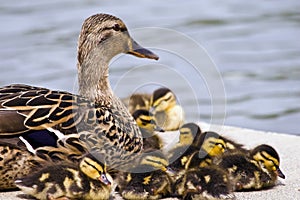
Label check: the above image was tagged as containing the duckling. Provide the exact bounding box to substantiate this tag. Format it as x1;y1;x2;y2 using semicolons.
151;87;185;131
117;150;172;200
167;123;201;171
0;13;159;183
178;123;202;147
132;109;164;150
123;93;152;115
250;144;285;188
15;153;113;200
187;131;244;166
168;130;245;173
174;165;235;200
215;144;285;191
0;142;41;190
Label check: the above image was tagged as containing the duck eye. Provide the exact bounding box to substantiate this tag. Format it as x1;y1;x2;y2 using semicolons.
113;24;121;31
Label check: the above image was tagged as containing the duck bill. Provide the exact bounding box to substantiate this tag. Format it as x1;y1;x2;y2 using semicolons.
166;166;176;175
127;40;159;60
149;106;156;113
276;167;285;179
98;174;111;185
154;125;165;132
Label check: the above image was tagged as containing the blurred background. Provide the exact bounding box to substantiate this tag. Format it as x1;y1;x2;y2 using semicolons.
0;0;299;135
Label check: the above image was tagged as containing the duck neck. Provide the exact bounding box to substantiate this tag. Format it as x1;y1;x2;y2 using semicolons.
77;48;113;103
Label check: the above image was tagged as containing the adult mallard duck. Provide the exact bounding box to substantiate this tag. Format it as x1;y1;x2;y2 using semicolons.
0;13;158;189
0;14;158;189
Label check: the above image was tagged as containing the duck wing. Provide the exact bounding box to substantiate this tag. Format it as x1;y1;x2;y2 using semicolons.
0;84;94;136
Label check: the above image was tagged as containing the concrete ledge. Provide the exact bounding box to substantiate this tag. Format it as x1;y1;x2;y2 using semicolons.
1;123;300;199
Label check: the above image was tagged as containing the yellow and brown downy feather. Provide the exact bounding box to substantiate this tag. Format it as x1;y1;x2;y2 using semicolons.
215;144;285;191
15;153;113;200
174;165;235;200
117;150;172;200
170;128;239;200
132;109;164;150
166;123;202;183
150;87;185;131
0;13;159;190
123;87;185;131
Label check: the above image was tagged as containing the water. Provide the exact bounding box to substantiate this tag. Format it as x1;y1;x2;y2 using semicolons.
1;0;299;135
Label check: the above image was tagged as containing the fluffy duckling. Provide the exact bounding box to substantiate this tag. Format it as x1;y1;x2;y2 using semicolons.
0;142;41;190
132;109;164;150
117;150;172;200
15;153;113;200
168;130;245;173
124;87;185;131
215;144;285;191
123;93;152;115
167;123;202;173
178;123;202;147
151;87;185;131
174;165;235;200
194;131;247;167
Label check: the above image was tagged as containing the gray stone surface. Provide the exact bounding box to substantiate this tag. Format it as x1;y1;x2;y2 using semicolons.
1;123;299;199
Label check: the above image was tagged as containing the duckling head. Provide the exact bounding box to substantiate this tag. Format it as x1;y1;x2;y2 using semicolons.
139;150;169;172
198;131;226;158
79;154;113;185
179;123;202;146
132;109;164;132
150;88;177;113
77;13;158;98
251;144;285;179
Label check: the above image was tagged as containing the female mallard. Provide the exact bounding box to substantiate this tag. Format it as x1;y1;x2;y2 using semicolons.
0;13;158;188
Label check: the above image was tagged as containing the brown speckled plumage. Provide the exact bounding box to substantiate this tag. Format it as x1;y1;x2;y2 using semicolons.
0;13;158;190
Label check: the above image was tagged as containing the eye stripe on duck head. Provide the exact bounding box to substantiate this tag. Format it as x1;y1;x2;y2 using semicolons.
200;137;226;157
79;156;105;179
140;155;169;171
152;92;175;108
251;144;280;163
152;88;172;102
